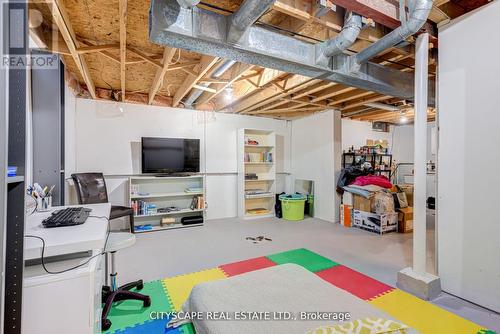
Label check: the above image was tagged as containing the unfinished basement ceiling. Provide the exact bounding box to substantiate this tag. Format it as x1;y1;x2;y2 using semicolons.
29;0;485;122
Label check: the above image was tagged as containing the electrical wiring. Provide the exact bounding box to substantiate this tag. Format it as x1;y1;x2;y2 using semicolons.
24;215;111;275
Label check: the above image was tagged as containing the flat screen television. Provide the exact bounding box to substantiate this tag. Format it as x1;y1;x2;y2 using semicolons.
141;137;200;174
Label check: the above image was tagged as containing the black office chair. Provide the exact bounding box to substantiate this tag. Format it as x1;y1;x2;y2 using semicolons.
71;173;150;330
71;173;135;233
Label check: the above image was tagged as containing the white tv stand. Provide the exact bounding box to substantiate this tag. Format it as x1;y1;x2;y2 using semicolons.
129;175;205;233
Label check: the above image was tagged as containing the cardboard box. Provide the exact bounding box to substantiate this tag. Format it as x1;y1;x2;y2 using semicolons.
399;219;413;233
398;207;413;233
353;194;373;212
342;192;353;206
398;184;414;206
340;204;352;227
353;210;398;234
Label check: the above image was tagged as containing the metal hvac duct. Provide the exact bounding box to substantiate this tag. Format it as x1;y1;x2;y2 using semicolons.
227;0;276;43
353;0;433;65
184;59;237;106
176;0;200;9
316;11;362;66
149;0;436;103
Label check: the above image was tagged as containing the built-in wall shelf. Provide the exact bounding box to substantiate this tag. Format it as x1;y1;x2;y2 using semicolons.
244;162;274;166
238;129;276;219
134;223;204;234
134;208;204;219
129;175;205;232
131;191;203;199
245;145;274;148
244;179;275;182
6;176;24;184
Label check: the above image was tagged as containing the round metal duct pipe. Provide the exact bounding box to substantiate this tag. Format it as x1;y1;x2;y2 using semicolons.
176;0;200;9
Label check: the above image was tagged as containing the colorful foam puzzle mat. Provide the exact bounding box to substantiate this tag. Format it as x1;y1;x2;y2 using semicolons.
104;248;495;334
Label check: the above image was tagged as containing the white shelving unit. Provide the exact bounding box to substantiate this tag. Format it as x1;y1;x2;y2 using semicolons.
129;175;205;233
237;129;276;219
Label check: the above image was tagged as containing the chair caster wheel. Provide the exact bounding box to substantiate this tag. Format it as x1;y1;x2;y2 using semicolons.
102;319;112;331
137;280;144;290
144;296;151;307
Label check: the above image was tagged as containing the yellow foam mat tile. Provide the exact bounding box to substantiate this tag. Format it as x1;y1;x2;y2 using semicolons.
162;268;227;311
369;289;483;334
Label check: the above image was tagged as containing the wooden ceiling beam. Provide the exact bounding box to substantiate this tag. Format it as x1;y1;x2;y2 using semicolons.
119;0;127;101
46;0;96;98
75;43;120;54
340;94;392;111
255;81;333;112
328;90;373;107
239;77;320;114
196;63;254;108
148;47;177;105
173;55;219;107
128;47;163;68
311;85;356;103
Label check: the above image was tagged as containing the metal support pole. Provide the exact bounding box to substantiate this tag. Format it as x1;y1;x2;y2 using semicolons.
413;32;429;274
110;251;117;291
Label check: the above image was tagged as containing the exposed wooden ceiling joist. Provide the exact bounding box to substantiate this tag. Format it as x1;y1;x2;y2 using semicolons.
45;0;96;99
119;0;127;100
148;47;177;105
173;55;220;107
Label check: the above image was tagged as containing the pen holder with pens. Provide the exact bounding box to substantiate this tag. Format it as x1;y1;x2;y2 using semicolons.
36;196;52;212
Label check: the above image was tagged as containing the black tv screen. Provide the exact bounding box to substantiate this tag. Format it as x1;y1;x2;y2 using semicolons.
141;137;200;174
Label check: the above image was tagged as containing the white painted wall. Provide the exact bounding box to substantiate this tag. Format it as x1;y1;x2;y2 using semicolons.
341;118;437;165
291;111;338;222
438;2;500;312
341;119;393;153
66;98;291;223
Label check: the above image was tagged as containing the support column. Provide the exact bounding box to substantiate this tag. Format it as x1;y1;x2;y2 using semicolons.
397;33;441;300
333;109;342;223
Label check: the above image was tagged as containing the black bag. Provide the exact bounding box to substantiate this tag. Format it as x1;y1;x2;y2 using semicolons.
275;192;285;218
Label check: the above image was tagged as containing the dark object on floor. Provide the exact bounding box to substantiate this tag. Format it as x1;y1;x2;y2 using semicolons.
336;166;372;194
427;197;435;210
71;173;135;232
275;192;285;218
101;280;151;331
42;207;91;228
181;215;204;225
246;235;272;244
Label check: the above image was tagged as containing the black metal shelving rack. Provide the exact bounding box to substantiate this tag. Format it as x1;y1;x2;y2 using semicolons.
342;152;393;179
1;2;27;333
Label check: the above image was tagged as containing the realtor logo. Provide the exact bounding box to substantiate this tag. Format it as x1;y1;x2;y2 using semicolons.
1;1;58;69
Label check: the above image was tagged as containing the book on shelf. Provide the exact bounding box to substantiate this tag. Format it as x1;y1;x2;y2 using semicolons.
244;152;273;163
185;187;203;193
190;195;205;210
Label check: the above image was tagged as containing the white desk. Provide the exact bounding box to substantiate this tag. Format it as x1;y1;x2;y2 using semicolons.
24;203;111;260
23;203;111;334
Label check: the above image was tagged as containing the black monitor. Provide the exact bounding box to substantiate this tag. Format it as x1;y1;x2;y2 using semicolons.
141;137;200;174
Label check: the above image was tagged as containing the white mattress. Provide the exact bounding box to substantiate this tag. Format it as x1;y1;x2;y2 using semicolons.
171;264;417;334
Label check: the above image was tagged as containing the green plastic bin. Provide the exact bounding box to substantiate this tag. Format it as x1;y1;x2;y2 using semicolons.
279;194;307;221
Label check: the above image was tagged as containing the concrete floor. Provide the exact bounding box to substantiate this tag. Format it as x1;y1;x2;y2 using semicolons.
116;216;500;332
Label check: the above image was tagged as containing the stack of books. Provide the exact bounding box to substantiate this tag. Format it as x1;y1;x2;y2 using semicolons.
190;195;205;210
244;152;273;163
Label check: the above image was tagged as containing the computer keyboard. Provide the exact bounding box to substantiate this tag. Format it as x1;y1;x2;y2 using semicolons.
42;207;92;228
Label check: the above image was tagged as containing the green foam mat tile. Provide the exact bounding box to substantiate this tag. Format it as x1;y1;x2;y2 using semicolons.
266;248;339;272
180;323;196;334
105;280;173;333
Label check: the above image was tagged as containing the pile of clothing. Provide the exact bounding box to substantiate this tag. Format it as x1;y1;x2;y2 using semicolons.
341;174;395;214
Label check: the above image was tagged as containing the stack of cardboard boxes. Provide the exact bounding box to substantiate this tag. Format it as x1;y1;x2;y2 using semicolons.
396;184;414;233
341;192;398;234
341;184;415;234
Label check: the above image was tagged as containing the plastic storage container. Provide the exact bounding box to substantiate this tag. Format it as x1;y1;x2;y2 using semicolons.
279;194;307;221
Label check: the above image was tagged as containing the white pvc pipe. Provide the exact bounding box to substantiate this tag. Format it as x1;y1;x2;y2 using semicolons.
413;33;429;274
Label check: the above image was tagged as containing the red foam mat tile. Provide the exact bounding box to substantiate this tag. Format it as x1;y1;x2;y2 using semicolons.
219;256;277;277
316;265;394;301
